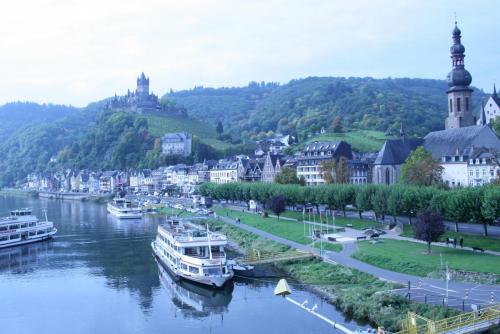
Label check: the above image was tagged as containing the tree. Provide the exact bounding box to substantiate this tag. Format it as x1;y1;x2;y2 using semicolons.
492;116;500;137
413;211;445;254
336;157;348;183
400;147;443;186
267;195;287;220
355;185;374;219
275;167;304;185
320;160;336;184
481;187;500;236
332;116;343;133
216;121;224;138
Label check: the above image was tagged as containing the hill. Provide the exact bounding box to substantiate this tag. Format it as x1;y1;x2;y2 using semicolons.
295;130;392;153
166;77;489;139
0;102;79;141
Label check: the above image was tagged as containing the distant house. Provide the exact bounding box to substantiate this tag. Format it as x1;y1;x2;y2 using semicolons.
209;159;246;184
348;153;377;185
243;160;264;182
482;84;500;125
372;137;423;185
161;132;192;157
296;141;353;185
262;153;284;183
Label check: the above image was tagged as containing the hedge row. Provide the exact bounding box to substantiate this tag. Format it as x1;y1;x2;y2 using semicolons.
200;182;500;235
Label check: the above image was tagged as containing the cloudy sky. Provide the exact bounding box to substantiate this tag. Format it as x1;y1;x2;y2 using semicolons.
0;0;498;107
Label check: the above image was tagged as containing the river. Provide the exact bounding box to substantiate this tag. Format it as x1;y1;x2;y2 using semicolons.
0;195;366;334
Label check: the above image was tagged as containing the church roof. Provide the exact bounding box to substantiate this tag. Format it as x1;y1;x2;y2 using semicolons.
424;125;500;159
374;138;423;165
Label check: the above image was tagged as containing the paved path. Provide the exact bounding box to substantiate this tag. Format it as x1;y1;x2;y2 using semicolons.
218;214;500;308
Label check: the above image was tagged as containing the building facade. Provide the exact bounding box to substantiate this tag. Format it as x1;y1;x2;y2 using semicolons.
161;132;192;157
106;73;163;113
296;141;353;186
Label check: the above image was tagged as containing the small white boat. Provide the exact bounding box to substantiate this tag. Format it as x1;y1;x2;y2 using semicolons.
152;218;233;288
0;209;57;249
107;198;142;219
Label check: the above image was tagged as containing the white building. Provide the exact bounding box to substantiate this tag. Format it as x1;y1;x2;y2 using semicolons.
161;132;192;157
467;150;500;186
209;160;245;184
482;85;500;125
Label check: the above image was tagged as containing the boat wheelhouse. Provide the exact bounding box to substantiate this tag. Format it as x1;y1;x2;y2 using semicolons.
107;198;142;219
152;218;233;288
0;209;57;249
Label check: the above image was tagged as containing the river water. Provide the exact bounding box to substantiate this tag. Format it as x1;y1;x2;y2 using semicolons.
0;196;366;334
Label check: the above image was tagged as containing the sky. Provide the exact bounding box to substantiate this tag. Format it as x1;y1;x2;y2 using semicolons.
0;0;498;107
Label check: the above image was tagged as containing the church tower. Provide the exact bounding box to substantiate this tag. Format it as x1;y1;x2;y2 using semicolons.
136;72;150;97
445;22;475;129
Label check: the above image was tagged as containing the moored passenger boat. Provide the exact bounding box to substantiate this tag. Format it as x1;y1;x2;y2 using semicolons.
107;198;142;219
152;218;233;288
0;209;57;249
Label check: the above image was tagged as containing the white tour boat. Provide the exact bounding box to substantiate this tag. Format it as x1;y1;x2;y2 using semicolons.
107;198;142;219
152;218;233;288
0;209;57;249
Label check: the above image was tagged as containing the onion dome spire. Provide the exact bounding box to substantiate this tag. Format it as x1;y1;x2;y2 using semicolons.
446;21;472;91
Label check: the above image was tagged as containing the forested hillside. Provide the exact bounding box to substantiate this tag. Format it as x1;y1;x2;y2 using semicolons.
0;102;79;141
166;77;489;139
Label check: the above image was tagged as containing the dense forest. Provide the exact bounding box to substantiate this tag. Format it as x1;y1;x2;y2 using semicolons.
166;77;489;139
0;102;78;141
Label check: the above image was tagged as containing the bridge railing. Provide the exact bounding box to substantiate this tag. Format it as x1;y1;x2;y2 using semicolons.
395;304;500;334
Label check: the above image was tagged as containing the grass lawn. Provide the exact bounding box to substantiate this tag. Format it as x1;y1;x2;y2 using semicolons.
400;225;500;252
216;208;311;244
281;210;378;230
294;130;392;153
144;114;231;150
312;241;343;253
353;239;500;277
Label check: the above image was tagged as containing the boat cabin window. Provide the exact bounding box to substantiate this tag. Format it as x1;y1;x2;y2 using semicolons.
181;263;188;270
0;226;7;232
20;223;28;228
0;236;8;242
29;232;36;236
184;247;197;256
204;267;222;276
9;224;19;230
37;230;45;235
188;266;199;274
29;222;36;227
10;234;19;240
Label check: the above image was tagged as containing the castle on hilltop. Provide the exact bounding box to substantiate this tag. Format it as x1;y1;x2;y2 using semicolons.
105;73;164;113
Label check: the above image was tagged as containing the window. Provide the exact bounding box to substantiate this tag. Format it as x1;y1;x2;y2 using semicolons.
385;168;390;185
29;222;36;227
9;224;19;230
0;236;8;242
0;226;7;232
10;234;20;240
20;223;28;228
465;97;469;111
189;266;199;274
449;99;453;112
457;98;461;112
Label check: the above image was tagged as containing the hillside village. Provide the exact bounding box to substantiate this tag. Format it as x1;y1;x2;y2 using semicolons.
20;23;500;195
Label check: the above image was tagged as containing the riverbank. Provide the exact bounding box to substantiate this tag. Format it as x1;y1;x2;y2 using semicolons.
203;217;460;332
0;188;37;197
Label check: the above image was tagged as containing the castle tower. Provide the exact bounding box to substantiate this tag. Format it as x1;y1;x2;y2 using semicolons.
136;72;150;96
445;22;475;129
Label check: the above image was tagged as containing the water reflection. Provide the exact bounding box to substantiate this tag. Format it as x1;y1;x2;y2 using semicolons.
157;259;233;318
0;241;54;274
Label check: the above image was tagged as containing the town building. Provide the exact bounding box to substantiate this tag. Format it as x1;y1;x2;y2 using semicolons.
482;84;500;125
372;136;423;185
262;153;284;183
296;141;353;185
243;160;264;182
423;23;500;187
209;159;246;184
161;132;192;157
467;149;500;186
348;153;376;184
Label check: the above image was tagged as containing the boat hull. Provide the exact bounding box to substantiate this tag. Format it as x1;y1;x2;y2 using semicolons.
0;228;57;249
152;241;233;289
